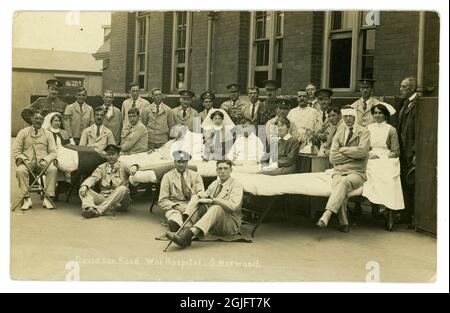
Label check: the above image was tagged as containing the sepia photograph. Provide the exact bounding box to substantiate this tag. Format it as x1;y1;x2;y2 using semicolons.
5;3;447;291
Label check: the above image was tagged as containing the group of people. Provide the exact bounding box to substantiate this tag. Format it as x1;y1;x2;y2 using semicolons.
13;75;417;248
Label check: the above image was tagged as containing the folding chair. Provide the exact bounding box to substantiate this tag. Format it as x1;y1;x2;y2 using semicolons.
12;161;57;211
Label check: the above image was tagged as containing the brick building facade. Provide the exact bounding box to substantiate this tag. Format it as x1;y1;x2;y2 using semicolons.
98;11;439;98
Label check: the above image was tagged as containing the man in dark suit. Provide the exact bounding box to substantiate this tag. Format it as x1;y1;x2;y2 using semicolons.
397;77;417;228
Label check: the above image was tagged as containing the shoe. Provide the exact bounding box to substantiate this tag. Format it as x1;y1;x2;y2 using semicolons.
338;224;350;233
43;198;55;210
81;207;101;219
165;230;194;248
21;198;32;210
168;220;181;232
316;219;327;229
384;210;395;232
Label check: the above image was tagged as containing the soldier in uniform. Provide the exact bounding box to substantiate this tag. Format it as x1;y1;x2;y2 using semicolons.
305;83;319;110
199;91;215;122
243;86;264;130
100;90;123;145
220;84;249;124
314;88;333;132
63;87;94;145
351;79;382;127
259;80;280;125
21;79;68;125
172;90;200;133
121;82;151;127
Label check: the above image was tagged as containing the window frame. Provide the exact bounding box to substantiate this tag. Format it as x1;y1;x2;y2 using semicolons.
248;11;284;91
134;13;150;91
171;11;193;92
322;11;378;93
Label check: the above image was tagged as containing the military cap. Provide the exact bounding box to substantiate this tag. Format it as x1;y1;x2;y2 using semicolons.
178;90;195;98
104;144;122;153
263;80;281;89
226;84;241;91
358;78;376;87
314;88;333;98
172;150;192;161
200;91;215;101
297;90;308;97
46;79;62;88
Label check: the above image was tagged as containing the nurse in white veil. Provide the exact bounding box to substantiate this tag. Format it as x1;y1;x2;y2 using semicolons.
363;102;405;231
201;108;235;160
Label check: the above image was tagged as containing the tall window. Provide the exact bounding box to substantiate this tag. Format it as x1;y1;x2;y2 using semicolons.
135;13;149;90
249;11;284;89
322;11;377;91
171;12;192;91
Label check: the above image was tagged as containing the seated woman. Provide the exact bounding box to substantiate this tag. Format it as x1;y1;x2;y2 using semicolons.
42;112;76;194
201;109;235;161
362;102;405;231
259;116;300;176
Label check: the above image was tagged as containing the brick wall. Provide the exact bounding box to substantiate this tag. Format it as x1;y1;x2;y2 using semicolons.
108;12;135;93
282;12;313;94
190;12;209;95
146;12;166;91
373;12;420;96
211;12;244;94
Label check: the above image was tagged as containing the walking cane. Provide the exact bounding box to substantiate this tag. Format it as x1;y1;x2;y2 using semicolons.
163;203;204;252
12;161;54;211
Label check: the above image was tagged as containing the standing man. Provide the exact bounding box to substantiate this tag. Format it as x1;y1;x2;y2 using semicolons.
306;83;319;110
398;77;417;228
159;150;205;232
120;108;148;155
314;88;333;132
287;90;318;143
141;88;175;150
166;160;243;249
22;79;67;125
172;90;200;132
259;80;280;125
63;87;94;145
199;91;215;122
316;105;370;233
220;83;249;124
101;90;122;145
13;109;58;210
317;106;343;154
79;106;116;158
351;79;381;127
121;82;150;127
79;144;137;219
243;86;264;128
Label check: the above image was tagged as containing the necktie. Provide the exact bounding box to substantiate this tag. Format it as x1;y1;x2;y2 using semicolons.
34;128;38;135
53;133;58;145
345;127;353;146
79;103;83;113
363;100;367;111
251;104;256;120
132;99;136;109
96;126;101;138
180;172;191;200
156;104;160;115
182;108;187;118
213;183;223;198
322;112;326;123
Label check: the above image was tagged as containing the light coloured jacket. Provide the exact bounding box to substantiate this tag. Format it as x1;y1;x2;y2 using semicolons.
121;97;151;126
158;168;205;212
81;161;131;195
351;97;382;127
120;121;148;155
141;102;175;145
330;123;370;179
13;127;57;165
63;102;94;139
206;176;243;227
101;105;123;145
172;106;200;132
79;124;116;152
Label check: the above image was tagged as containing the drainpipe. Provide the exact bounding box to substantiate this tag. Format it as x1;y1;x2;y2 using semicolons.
206;12;216;91
417;11;426;96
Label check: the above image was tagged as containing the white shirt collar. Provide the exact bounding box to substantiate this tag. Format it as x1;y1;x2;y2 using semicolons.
409;93;417;101
281;134;292;141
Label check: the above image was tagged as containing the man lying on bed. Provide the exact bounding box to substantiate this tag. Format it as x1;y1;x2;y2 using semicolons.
316;105;370;233
166;160;243;248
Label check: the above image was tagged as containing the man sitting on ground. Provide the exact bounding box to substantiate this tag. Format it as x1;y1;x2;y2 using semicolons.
166;160;244;248
159;150;205;232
